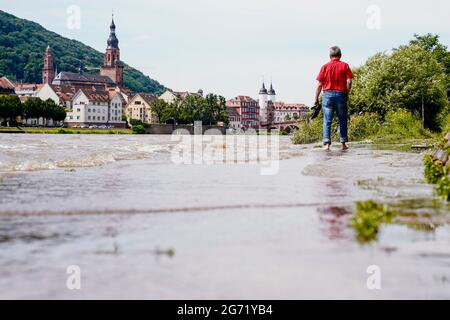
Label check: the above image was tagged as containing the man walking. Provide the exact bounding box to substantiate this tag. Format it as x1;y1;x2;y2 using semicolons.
314;46;353;150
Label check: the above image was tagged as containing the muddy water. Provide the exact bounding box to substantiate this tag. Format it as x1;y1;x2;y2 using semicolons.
0;134;449;299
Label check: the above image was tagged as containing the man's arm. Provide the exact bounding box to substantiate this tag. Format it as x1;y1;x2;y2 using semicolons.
314;81;323;105
346;79;352;93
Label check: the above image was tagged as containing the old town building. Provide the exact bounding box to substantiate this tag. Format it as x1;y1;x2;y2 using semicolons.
226;96;259;129
274;102;309;122
66;88;126;128
125;93;159;123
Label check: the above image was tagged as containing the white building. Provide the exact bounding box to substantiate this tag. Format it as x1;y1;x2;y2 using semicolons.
35;84;76;110
66;88;126;128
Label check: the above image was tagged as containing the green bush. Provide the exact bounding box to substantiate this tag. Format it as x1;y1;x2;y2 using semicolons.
348;113;382;141
132;125;146;134
423;151;450;201
292;109;433;145
129;119;150;128
374;109;433;142
291;113;339;145
423;154;446;184
291;118;322;144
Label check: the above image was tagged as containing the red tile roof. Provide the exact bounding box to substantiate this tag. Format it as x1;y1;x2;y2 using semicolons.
49;85;79;103
78;88;110;103
136;93;158;105
0;77;15;91
227;107;241;118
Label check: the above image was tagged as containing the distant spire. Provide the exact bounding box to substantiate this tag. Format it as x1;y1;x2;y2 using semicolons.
107;12;119;49
268;81;276;95
259;81;268;95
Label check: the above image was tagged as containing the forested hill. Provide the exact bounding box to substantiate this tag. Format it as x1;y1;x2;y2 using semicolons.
0;10;166;94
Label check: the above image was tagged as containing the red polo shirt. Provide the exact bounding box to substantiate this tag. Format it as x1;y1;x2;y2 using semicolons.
316;58;353;92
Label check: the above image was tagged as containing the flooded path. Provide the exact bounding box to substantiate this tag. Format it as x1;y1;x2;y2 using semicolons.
0;134;449;299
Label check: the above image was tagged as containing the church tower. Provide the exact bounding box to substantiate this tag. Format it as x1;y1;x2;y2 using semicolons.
42;46;55;84
259;82;269;125
100;15;124;86
268;82;276;103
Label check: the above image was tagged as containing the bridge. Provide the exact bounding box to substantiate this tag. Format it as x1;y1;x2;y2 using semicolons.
260;121;300;133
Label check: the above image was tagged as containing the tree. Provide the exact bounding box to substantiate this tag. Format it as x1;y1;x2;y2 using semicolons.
349;45;448;130
150;99;170;124
21;98;66;126
409;34;450;76
154;93;229;125
23;97;41;123
0;95;22;126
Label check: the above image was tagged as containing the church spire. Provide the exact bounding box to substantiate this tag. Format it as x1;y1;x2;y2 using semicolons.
268;82;276;95
259;81;268;95
101;13;124;86
107;13;119;49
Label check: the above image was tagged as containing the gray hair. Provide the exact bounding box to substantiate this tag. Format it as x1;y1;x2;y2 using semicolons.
330;46;342;58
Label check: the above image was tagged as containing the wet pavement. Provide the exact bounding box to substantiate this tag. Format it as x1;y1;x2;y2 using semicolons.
0;134;449;299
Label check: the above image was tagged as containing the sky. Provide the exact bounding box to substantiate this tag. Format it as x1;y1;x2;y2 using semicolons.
1;0;450;103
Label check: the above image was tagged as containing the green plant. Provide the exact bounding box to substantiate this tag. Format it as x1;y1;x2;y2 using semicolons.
291;118;323;144
373;109;433;143
132;125;146;134
351;200;394;243
423;154;446;184
291;111;340;145
436;175;450;200
348;113;382;141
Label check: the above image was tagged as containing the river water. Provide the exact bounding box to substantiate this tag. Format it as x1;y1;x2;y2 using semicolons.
0;134;449;299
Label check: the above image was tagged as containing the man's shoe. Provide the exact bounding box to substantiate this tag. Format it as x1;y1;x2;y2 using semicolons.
342;143;349;150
